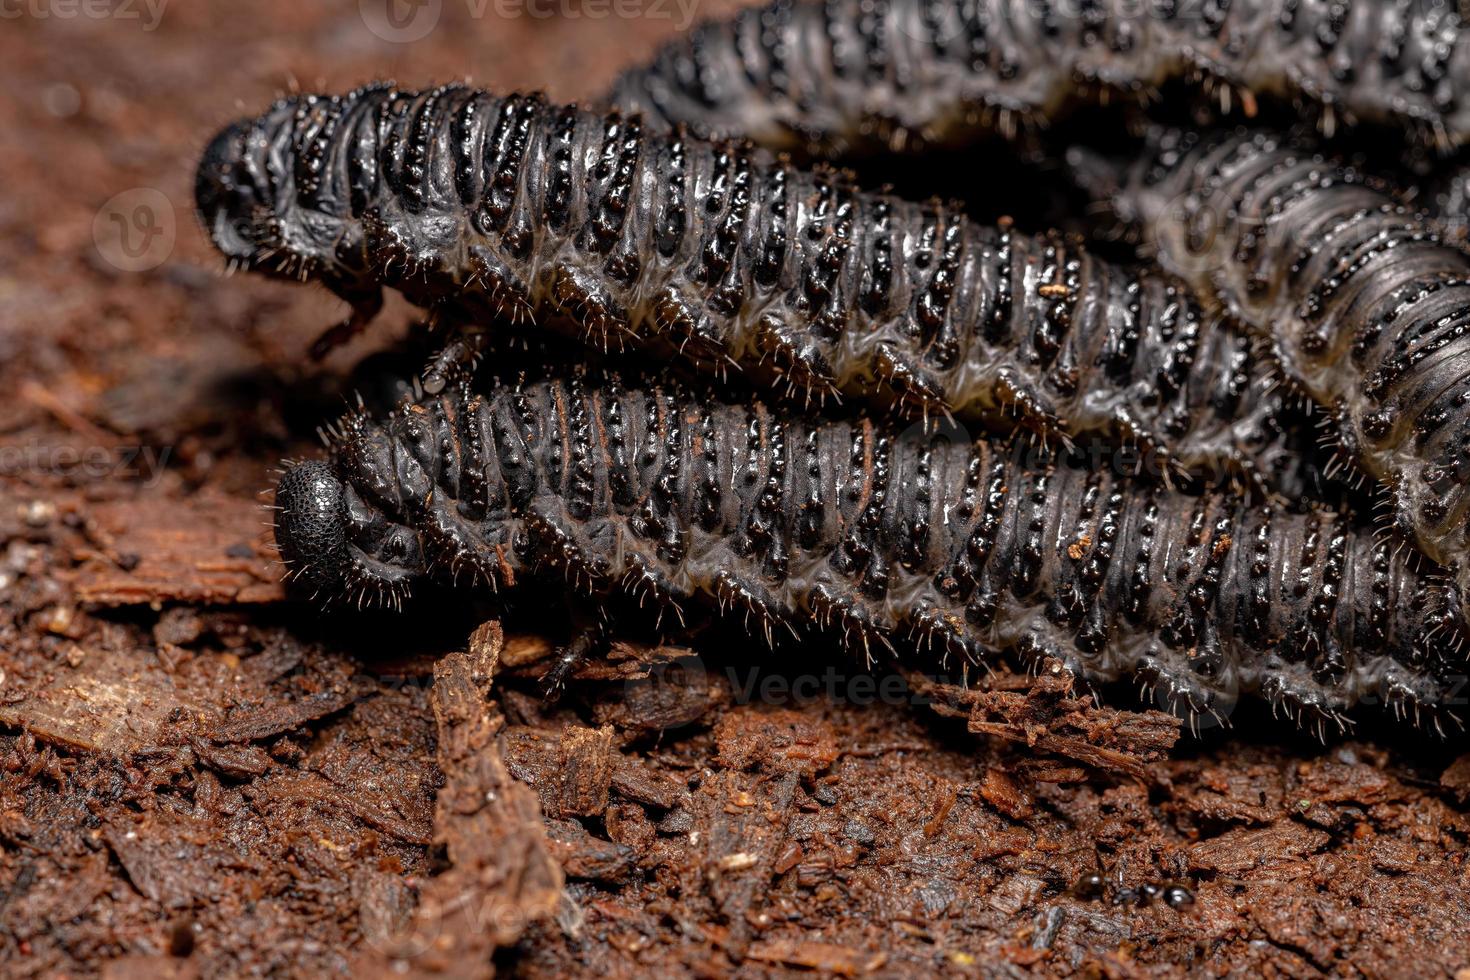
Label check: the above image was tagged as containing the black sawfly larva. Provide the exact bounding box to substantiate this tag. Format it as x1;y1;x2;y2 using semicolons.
1089;127;1470;612
607;0;1470;158
273;373;1469;735
198;83;1303;492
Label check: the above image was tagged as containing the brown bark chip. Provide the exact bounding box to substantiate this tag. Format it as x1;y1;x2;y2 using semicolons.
553;725;616;819
203;688;358;744
0;644;207;755
353;622;563;977
913;660;1182;782
70;493;284;606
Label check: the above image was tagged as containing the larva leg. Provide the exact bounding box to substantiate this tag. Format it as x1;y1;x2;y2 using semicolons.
422;329;481;395
308;282;384;361
541;603;611;699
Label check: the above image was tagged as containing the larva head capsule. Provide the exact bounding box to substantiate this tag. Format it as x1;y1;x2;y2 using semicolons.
196;99;365;285
275;460;426;607
275;461;351;597
196;118;261;265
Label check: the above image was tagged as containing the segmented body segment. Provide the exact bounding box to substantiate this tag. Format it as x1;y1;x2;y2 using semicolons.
198;84;1299;490
608;0;1470;156
275;376;1468;732
1103;128;1470;599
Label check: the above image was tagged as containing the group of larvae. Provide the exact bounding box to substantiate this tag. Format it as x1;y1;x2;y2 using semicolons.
194;0;1470;735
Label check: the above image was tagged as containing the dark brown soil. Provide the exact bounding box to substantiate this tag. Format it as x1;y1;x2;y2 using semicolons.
5;3;1470;977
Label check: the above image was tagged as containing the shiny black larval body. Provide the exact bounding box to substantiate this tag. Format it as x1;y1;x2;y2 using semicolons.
275;376;1467;731
1102;128;1470;607
198;83;1306;491
609;0;1470;156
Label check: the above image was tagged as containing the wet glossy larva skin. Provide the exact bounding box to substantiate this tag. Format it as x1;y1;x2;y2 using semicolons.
607;0;1470;157
198;83;1303;492
1101;128;1470;603
275;375;1467;733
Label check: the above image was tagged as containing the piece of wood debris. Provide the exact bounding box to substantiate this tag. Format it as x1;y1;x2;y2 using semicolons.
352;621;562;978
911;660;1180;782
70;491;283;606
